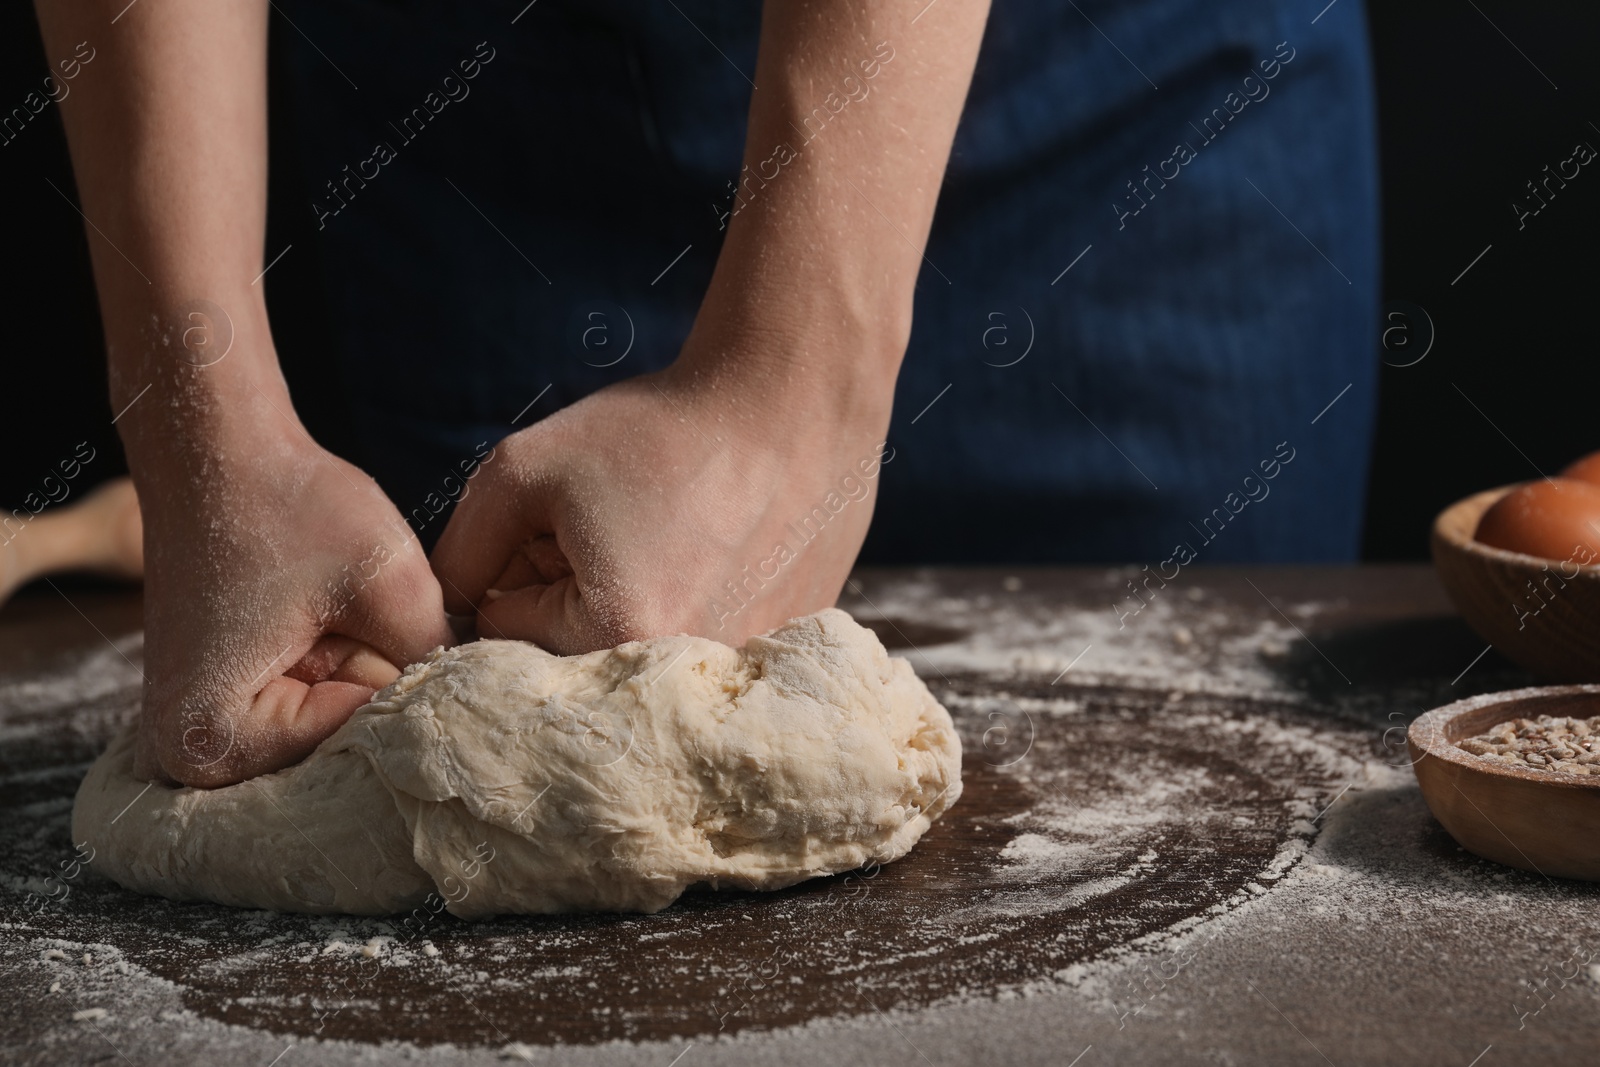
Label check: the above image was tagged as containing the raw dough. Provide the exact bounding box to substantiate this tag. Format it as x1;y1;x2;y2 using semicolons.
72;609;962;916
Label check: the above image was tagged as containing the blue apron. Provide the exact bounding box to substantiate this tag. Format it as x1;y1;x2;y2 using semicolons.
280;0;1379;563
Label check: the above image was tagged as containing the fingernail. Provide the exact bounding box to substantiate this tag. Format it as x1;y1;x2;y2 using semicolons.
484;588;505;601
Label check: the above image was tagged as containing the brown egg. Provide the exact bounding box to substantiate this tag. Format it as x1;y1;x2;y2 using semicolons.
1561;450;1600;487
1475;478;1600;563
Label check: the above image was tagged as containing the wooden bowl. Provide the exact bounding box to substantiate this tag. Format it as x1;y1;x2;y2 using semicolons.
1408;685;1600;880
1431;485;1600;681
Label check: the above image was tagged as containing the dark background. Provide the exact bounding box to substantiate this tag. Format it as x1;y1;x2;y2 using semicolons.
2;2;1595;565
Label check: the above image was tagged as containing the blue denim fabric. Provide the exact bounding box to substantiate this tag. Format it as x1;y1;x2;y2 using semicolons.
280;0;1379;562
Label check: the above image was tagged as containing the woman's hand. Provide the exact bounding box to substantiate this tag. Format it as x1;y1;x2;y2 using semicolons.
431;359;893;652
34;0;459;786
433;0;990;651
133;428;453;787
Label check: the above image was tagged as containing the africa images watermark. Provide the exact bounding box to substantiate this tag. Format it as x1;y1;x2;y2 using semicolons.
313;41;498;230
1449;126;1598;286
404;440;496;540
1113;440;1297;629
1510;134;1595;231
1511;943;1600;1032
0;442;97;547
707;442;895;631
1113;41;1296;230
711;40;897;230
1;40;95;148
1511;541;1597;632
18;841;95;917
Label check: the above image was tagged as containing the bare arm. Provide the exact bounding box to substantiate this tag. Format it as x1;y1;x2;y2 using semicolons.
34;0;285;436
36;1;452;787
434;0;992;648
688;0;992;423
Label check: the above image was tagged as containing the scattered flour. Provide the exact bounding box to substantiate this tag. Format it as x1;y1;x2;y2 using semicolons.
6;571;1592;1064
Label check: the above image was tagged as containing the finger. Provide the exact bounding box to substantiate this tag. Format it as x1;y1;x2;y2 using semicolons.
522;534;574;583
486;550;540;597
476;574;621;654
143;636;405;788
283;634;401;689
150;676;378;788
229;676;380;782
334;548;457;668
484;536;574;594
431;467;552;614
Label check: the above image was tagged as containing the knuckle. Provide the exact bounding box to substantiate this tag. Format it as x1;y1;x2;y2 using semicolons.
152;700;241;786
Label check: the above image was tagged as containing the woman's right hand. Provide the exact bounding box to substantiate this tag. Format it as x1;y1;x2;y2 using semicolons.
132;428;454;787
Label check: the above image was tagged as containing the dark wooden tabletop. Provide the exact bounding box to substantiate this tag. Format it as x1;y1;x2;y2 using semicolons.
2;567;1596;1067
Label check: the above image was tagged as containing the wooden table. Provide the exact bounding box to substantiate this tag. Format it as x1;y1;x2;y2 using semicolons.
2;567;1597;1066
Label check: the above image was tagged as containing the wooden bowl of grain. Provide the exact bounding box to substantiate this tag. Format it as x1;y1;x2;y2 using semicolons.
1431;486;1600;681
1408;685;1600;880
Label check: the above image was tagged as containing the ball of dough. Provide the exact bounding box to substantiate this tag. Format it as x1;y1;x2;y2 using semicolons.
72;609;962;916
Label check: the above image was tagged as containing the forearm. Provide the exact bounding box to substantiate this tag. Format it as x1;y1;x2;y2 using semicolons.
683;0;992;425
34;0;295;471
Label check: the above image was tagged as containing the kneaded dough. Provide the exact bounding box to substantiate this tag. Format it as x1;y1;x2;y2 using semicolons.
72;610;962;916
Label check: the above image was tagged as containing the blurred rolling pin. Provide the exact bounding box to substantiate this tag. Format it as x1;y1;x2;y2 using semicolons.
0;477;144;607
